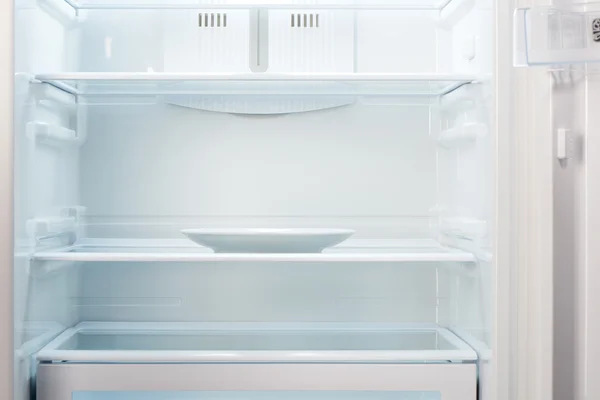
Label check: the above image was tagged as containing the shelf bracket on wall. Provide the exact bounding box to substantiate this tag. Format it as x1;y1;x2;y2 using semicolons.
437;122;487;149
26;207;86;248
26;122;83;147
438;0;475;28
26;206;86;278
29;77;78;108
440;218;488;242
35;0;78;26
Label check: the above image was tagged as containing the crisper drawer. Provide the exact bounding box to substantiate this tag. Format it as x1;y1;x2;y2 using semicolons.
67;391;454;400
38;365;476;400
36;323;477;400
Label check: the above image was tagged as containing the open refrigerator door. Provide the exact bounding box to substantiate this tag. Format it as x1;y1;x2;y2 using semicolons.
514;1;600;399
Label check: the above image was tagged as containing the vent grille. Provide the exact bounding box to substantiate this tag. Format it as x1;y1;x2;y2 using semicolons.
291;13;320;28
199;13;228;28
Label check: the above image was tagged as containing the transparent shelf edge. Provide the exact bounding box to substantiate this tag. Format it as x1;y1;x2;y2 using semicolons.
32;250;477;263
37;322;478;363
32;73;488;97
56;0;458;11
31;238;478;263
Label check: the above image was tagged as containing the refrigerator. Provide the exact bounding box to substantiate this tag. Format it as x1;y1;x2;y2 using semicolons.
3;0;594;398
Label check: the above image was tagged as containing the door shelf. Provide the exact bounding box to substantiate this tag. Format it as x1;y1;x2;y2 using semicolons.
59;0;458;11
37;322;478;363
514;4;600;66
34;73;484;97
31;238;477;264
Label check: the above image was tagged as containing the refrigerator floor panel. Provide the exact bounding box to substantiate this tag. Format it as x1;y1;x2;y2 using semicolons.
37;322;477;363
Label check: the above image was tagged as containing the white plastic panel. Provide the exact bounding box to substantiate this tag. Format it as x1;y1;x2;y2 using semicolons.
37;364;476;400
76;10;165;73
70;391;442;400
268;10;354;73
514;4;600;66
355;11;438;73
164;10;251;73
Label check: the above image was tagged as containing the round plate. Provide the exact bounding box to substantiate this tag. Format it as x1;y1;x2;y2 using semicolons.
181;228;355;253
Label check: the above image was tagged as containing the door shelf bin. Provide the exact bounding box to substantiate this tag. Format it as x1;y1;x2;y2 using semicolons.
37;323;477;400
514;4;600;66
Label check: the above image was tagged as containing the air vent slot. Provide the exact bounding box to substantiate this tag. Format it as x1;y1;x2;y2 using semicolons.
291;13;319;28
198;13;227;28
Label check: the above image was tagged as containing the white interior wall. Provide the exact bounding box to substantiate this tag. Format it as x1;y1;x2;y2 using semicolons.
77;100;441;323
15;2;72;74
435;0;492;328
356;11;438;73
15;0;80;327
434;3;493;400
80;102;437;239
76;262;449;323
70;5;486;326
14;4;80;400
450;0;493;75
14;47;80;336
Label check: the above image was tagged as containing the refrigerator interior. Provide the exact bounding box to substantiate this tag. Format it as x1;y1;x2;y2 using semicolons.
13;0;494;399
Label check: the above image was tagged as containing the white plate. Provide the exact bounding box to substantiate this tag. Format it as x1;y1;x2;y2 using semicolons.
181;228;355;253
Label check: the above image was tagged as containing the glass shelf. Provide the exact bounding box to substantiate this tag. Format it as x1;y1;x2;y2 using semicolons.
61;0;456;11
37;322;478;363
31;238;477;264
34;73;483;97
